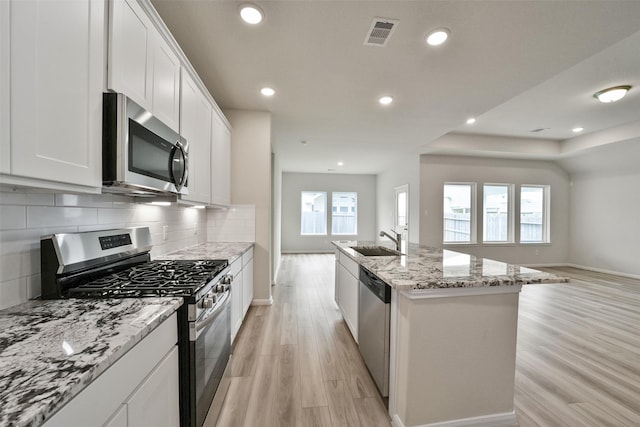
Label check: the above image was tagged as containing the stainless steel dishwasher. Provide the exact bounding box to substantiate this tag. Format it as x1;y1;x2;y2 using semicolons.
358;266;391;397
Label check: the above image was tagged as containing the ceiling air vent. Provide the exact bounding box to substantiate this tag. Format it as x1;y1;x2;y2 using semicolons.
364;18;399;47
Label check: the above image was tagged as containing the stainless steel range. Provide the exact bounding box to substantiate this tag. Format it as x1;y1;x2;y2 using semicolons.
40;227;232;427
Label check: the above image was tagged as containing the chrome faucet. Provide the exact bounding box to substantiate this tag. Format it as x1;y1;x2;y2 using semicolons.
379;230;402;252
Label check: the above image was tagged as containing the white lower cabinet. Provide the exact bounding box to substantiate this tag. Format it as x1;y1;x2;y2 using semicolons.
127;346;180;427
335;251;359;342
230;257;243;343
242;248;254;317
43;313;179;427
230;247;255;343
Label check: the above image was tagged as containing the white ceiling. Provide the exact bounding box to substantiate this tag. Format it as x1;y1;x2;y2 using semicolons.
151;0;640;174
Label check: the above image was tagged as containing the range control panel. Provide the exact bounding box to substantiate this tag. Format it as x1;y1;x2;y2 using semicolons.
99;233;132;250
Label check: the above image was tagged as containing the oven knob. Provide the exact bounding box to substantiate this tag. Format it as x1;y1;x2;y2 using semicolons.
202;296;216;308
222;275;233;285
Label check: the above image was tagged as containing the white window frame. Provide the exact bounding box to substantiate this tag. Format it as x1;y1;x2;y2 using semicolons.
482;183;514;244
331;191;358;236
443;182;477;244
300;191;327;236
519;185;550;244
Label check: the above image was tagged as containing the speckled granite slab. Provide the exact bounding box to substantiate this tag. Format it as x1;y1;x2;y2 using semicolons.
156;242;254;263
0;297;182;427
333;240;568;290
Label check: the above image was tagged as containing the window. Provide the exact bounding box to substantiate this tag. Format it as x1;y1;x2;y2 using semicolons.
301;191;327;235
443;183;475;243
395;184;408;235
331;192;357;235
483;184;513;242
520;185;549;243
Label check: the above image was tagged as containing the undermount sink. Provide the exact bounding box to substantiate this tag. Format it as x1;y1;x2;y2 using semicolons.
350;246;400;257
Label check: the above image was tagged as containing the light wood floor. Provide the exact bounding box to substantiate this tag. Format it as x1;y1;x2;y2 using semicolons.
212;256;640;426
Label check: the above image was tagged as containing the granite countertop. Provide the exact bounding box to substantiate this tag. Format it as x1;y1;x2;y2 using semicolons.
156;242;254;263
0;297;182;427
333;240;568;291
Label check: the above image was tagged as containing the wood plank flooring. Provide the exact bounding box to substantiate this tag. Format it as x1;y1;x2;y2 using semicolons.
210;256;640;426
212;254;389;427
515;266;640;427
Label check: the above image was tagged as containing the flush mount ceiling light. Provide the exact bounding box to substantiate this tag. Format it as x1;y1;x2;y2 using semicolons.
593;85;631;103
379;96;393;105
425;28;450;46
337;161;344;166
261;87;275;97
239;3;264;24
572;127;584;133
466;117;476;125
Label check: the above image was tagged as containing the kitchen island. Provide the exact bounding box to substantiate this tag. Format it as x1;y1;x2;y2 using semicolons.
0;297;182;426
333;241;567;427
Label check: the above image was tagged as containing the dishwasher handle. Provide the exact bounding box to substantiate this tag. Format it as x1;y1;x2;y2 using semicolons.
359;267;391;303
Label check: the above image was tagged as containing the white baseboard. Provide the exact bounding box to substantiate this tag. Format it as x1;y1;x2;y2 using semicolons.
392;411;517;427
566;263;640;280
251;297;273;306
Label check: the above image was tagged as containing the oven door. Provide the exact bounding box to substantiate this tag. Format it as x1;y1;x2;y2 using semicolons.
191;291;231;427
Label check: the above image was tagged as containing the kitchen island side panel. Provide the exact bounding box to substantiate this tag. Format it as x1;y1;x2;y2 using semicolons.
394;291;519;426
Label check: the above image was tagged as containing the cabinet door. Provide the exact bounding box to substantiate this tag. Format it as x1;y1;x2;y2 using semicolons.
108;0;153;110
230;261;243;343
337;262;358;342
127;346;180;427
242;257;253;316
151;32;181;132
210;113;231;206
9;0;104;187
180;71;211;204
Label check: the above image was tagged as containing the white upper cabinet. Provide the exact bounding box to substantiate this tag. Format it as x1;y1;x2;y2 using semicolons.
1;0;104;190
180;71;212;205
211;112;231;206
109;0;180;132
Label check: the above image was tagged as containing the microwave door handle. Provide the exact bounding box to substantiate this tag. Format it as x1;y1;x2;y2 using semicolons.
169;141;188;191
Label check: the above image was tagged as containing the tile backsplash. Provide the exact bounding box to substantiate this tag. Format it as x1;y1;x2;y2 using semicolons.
0;190;255;310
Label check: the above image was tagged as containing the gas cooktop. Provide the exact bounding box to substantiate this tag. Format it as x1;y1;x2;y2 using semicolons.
68;259;228;298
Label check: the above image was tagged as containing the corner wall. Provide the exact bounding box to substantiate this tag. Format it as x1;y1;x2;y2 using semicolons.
419;155;570;265
376;152;421;244
226;109;272;303
569;171;640;277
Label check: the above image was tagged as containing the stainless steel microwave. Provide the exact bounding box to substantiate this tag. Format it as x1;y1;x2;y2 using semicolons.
102;92;189;196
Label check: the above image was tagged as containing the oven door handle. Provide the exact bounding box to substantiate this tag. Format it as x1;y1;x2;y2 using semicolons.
190;291;230;342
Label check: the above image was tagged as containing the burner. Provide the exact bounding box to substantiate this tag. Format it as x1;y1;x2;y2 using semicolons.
69;259;228;298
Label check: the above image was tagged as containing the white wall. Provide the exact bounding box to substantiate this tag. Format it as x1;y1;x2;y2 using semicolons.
376;152;421;244
419;155;570;266
569;172;640;277
281;172;376;253
272;153;282;283
226;109;272;303
0;191;208;310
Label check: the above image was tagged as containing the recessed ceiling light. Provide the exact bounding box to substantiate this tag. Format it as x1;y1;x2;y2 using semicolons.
572;127;584;133
593;85;631;103
426;28;450;46
379;96;393;105
466;117;476;125
239;4;264;24
337;161;344;166
261;87;275;97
